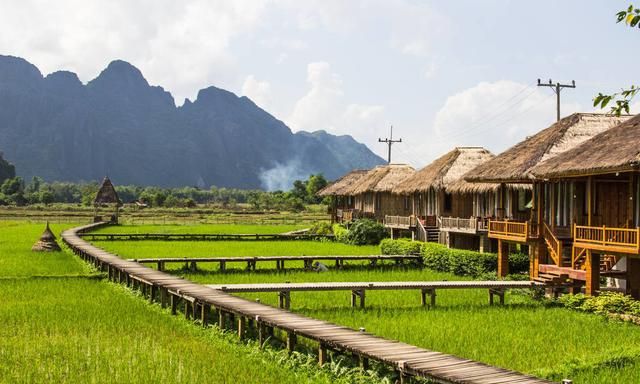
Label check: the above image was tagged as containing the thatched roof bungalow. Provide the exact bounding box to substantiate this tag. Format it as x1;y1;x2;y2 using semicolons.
351;164;415;221
93;176;121;223
465;113;631;184
317;169;369;223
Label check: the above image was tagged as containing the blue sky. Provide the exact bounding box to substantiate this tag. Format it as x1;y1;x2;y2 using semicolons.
1;0;638;167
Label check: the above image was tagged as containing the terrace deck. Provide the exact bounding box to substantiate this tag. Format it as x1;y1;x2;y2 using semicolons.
62;222;555;384
79;233;334;241
131;254;422;271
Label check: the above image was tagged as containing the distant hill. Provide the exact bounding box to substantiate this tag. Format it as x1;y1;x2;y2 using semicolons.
0;56;384;189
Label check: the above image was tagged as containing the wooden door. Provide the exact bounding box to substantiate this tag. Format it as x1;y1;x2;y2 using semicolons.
596;182;629;227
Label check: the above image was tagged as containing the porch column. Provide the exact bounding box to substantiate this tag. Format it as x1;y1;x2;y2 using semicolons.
627;257;640;299
529;241;546;279
585;250;600;296
497;239;509;278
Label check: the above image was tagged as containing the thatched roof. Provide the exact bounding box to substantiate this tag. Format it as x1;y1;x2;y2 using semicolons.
393;147;494;194
317;169;369;196
350;164;415;195
32;222;61;252
464;113;631;183
94;177;121;206
531;113;640;178
446;179;531;194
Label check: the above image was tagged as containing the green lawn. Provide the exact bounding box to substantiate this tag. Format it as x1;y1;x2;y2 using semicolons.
0;221;89;277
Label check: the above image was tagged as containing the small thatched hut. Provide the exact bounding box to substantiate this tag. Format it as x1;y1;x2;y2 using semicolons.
528;114;640;296
32;222;61;252
317;169;369;223
349;164;415;222
94;176;122;223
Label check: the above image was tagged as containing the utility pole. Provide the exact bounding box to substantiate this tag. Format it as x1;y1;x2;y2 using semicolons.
378;125;402;164
537;79;576;121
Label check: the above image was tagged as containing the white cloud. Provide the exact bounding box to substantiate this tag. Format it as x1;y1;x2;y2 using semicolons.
241;75;272;110
426;80;582;158
287;62;387;154
630;101;640;114
0;0;268;103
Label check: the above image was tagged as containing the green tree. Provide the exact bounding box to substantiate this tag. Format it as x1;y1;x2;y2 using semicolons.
594;5;640;115
0;153;15;185
306;174;328;203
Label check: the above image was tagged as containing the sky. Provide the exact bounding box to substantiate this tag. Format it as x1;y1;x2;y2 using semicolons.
1;0;639;169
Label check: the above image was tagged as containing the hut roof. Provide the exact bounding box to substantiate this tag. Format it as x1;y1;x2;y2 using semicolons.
393;147;494;194
32;222;61;252
94;177;121;205
350;164;415;195
317;169;369;196
531;113;640;178
446;179;531;194
464;113;631;183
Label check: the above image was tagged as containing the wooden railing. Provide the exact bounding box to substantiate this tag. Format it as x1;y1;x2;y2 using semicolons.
384;215;414;228
488;220;529;242
542;222;562;267
439;217;478;233
574;224;640;254
416;219;428;242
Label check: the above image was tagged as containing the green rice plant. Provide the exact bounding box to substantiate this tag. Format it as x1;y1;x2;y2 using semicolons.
0;221;89;277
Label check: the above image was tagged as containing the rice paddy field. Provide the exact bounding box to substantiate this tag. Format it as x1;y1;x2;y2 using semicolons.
5;220;640;383
91;224;640;383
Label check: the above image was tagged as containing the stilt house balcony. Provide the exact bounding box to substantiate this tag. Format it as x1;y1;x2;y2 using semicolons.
488;220;534;243
337;209;361;223
384;215;415;229
438;216;488;235
573;224;640;256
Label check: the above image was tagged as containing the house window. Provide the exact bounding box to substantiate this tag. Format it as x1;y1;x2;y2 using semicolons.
518;190;532;212
444;193;452;212
404;195;410;210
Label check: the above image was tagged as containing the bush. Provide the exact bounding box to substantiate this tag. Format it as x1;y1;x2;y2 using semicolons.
558;292;640;316
380;238;423;255
308;222;333;235
344;219;387;245
332;224;349;243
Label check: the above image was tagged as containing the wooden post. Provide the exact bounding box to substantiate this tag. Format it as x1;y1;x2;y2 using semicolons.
257;317;265;346
150;285;157;303
585;250;600;296
318;343;329;366
587;176;593;226
286;332;297;352
497;239;509;278
201;304;210;327
220;261;226;272
170;294;177;315
530;241;546;279
627;257;640;299
238;317;246;339
218;310;226;329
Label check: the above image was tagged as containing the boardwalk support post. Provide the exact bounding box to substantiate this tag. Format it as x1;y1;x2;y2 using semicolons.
201;303;210;327
170;294;177;315
278;291;291;309
238;316;246;339
421;288;436;307
489;288;505;305
351;289;366;308
318;343;328;365
286;332;297;352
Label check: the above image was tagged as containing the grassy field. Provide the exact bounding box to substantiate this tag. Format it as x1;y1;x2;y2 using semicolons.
94;230;640;384
0;221;90;277
91;223;309;234
0;221;369;383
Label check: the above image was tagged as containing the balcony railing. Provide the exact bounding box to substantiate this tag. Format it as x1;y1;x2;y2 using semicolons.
574;224;640;255
439;217;487;234
488;220;529;243
384;215;414;228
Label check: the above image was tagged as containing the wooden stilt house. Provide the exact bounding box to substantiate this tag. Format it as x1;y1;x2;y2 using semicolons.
348;164;415;226
464;113;631;279
530;114;640;297
317;169;369;223
390;147;526;249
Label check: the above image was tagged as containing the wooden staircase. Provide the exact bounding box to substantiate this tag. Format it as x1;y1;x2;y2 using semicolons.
572;247;620;272
425;226;439;242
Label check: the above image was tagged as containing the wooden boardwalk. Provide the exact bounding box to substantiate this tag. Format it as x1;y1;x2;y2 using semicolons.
132;254;422;271
79;232;334;241
206;280;541;309
62;222;556;384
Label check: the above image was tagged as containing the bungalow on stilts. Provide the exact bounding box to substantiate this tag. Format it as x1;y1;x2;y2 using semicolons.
94;176;122;224
530;113;640;297
317;169;369;224
464;113;631;280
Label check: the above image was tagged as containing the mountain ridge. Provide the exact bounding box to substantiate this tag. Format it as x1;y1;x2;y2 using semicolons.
0;55;384;189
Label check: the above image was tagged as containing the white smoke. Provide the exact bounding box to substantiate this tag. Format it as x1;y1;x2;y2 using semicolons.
259;160;307;191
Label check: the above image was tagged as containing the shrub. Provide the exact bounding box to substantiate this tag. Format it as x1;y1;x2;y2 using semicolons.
557;292;640;317
508;252;529;274
380;239;423;255
332;224;349;243
308;222;333;235
345;219;387;245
